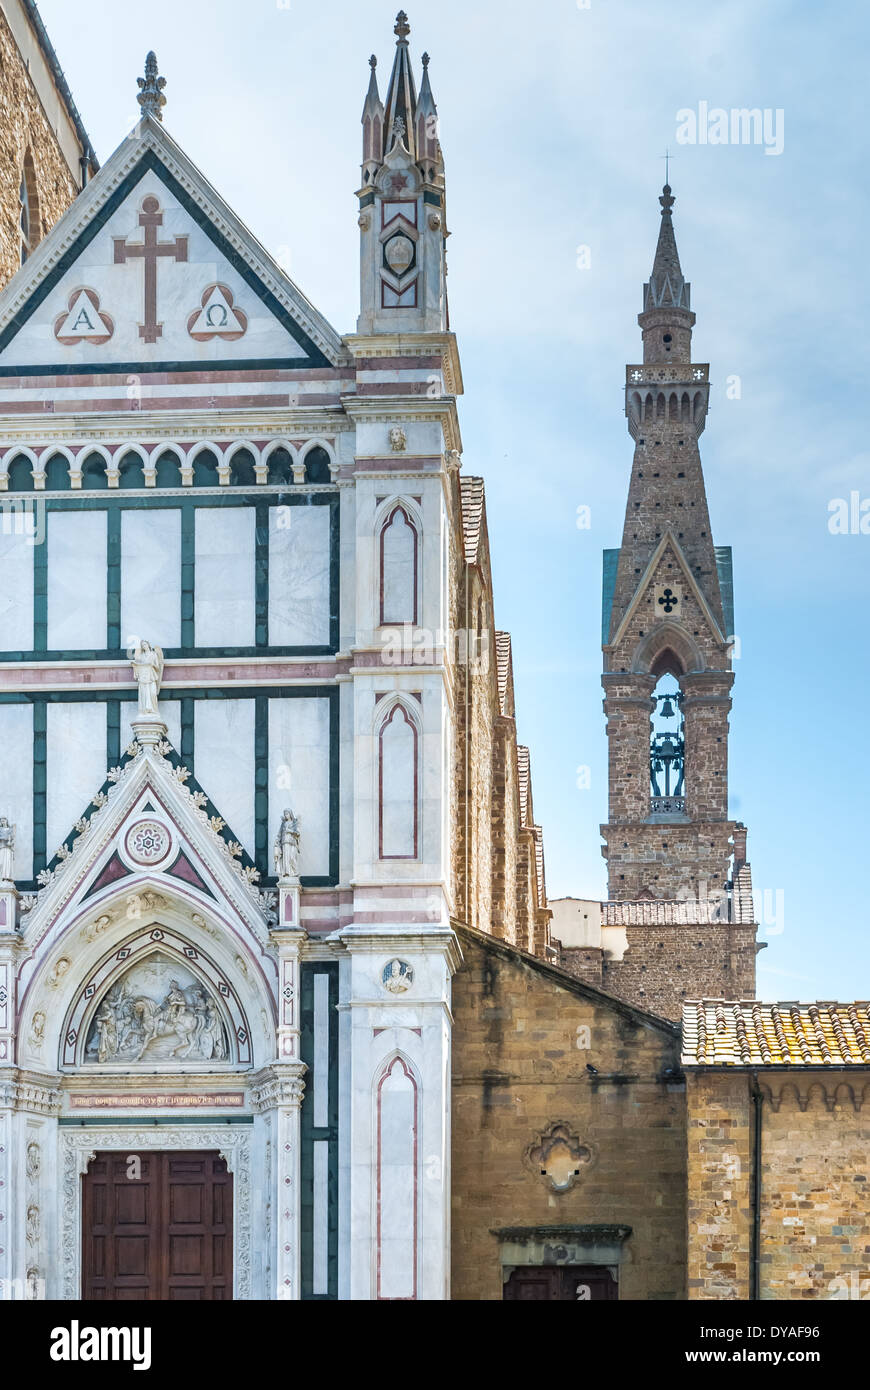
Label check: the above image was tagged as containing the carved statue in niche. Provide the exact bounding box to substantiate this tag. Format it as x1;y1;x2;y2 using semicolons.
127;637;164;717
273;809;301;881
84;953;229;1064
0;817;14;882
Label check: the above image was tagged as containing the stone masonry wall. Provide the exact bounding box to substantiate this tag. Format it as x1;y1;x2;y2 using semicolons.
0;6;81;286
687;1070;870;1299
452;929;687;1300
452;475;546;954
603;923;758;1021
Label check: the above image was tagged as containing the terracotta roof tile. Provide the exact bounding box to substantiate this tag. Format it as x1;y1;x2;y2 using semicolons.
681;1000;870;1068
532;825;546;908
459;475;485;566
516;745;530;828
494;631;512;715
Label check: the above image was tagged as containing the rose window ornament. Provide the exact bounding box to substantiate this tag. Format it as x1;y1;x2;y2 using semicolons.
125;818;171;866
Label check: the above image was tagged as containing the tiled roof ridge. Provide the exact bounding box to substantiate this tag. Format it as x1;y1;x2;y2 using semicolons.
494;630;512;715
516;744;530;827
682;999;870;1067
459;474;485;567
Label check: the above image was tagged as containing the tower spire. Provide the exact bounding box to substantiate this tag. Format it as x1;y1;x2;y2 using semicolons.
644;183;690;313
383;11;418;157
137;51;166;123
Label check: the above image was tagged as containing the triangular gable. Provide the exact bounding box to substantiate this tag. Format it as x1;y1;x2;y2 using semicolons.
606;530;727;653
0;117;345;375
19;728;275;951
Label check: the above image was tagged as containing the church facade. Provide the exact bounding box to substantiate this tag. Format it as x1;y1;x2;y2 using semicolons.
0;19;544;1300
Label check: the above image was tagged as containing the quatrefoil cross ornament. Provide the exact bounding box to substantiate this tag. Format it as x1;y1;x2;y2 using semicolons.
655;584;682;618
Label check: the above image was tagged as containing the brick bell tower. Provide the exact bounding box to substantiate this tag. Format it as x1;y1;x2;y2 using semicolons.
595;183;759;1019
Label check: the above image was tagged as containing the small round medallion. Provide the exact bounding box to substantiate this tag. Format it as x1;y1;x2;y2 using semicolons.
382;959;414;993
125;818;171;867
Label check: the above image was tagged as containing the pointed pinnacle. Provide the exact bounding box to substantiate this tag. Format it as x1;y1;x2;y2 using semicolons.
137;50;166;122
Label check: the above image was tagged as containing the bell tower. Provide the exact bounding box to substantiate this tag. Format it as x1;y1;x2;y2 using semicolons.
595;184;759;1019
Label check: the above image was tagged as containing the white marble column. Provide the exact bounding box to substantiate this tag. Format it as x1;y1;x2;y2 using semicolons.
253;1065;306;1299
340;926;460;1301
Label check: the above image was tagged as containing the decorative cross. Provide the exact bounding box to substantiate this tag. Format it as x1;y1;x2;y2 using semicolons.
113;196;188;343
658;587;679;614
693;368;704;380
631;369;643;382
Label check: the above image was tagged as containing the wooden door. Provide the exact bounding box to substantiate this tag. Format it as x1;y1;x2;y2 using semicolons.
82;1150;232;1300
504;1265;618;1301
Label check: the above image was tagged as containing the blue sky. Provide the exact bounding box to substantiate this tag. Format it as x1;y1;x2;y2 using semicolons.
37;0;870;1000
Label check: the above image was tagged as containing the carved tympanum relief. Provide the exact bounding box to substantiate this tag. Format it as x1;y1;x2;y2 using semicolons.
84;952;229;1064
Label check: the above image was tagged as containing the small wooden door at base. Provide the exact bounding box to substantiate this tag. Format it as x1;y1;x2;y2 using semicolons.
82;1150;232;1300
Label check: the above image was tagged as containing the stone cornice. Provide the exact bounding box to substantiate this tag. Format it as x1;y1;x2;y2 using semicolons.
0;407;355;443
340;394;462;455
338;925;463;974
342;332;464;397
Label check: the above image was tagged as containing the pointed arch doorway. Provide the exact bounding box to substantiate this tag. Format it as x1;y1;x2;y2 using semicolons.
81;1149;233;1300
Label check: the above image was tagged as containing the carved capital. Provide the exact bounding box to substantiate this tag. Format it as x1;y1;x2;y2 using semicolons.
251;1063;307;1112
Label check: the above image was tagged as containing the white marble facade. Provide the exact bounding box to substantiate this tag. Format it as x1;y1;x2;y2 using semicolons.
0;87;460;1302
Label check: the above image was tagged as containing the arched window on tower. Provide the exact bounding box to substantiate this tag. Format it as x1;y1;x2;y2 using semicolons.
650;672;684;815
379;504;418;626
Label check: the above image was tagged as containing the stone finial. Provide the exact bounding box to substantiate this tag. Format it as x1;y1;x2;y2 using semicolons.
659;182;675;214
394;10;410;41
137;51;167;122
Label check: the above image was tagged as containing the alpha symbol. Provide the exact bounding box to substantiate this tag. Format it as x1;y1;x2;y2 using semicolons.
113;195;188;343
54;288;114;345
187;283;247;341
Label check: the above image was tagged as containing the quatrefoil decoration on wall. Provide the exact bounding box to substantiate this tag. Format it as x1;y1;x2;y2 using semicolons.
654;583;682;619
525;1122;594;1192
